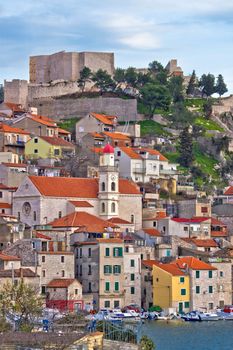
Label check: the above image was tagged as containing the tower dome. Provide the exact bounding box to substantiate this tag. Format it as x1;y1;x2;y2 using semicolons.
103;144;114;154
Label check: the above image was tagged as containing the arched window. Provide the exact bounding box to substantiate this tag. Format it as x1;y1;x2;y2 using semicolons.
111;202;116;213
102;202;105;213
111;182;116;191
131;214;134;223
101;182;105;191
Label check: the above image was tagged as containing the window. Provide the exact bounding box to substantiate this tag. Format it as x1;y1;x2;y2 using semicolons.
41;286;46;294
102;202;105;213
61;270;65;277
166;250;171;257
88;282;92;292
201;206;208;213
184;227;188;231
42;270;46;277
42;256;45;263
196;271;200;278
54;149;60;156
88;248;92;257
181;289;186;296
130;259;135;267
131;215;134;224
111;202;116;213
105;248;110;257
105;282;110;292
209;302;214;310
130;273;135;281
80;265;82;276
34;138;38;143
0;192;2;198
58;211;62;218
61;256;65;263
114;300;120;308
80;248;82;258
105;300;110;308
75;289;79;295
111;182;116;191
220;271;224;277
33;211;36;221
2;209;5;214
117;151;121;157
18;212;20;221
114;282;119;292
113;247;123;257
101;182;105;191
180;277;185;283
113;265;121;274
104;265;112;274
208;270;213;278
34;149;38;154
153;221;157;227
184;302;190;308
131;287;135;294
196;286;200;294
209;286;213;294
88;265;92;275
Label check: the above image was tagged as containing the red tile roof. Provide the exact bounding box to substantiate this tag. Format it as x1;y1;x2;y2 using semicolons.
91;113;116;126
143;228;161;237
224;186;233;195
142;260;160;268
0;183;10;190
103;132;130;141
173;257;217;270
90;132;104;139
91;147;104;154
58;128;71;135
107;217;131;224
35;232;52;240
47;278;76;288
0;203;11;208
69;201;93;208
39;136;75;148
138;148;168;162
2;163;27;168
29;115;57;128
211;230;228;237
0;268;38;278
0;253;21;261
96;238;123;243
0;123;30;135
156;263;185;276
181;238;218;248
120;147;141;159
49;211;118;232
5;102;24;112
29;176;141;197
172;217;209;223
211;217;226;226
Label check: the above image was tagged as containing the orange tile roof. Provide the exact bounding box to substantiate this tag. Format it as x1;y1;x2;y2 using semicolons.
211;217;226;226
34;232;52;240
0;203;11;208
142;260;160;268
0;253;21;261
143;228;161;237
49;211;118;232
0;123;30;135
31;114;56;123
156;263;185;276
5;102;24;112
69;201;93;208
29;176;141;197
103;132;130;141
0;268;38;278
140;148;168;162
90;132;104;139
47;278;75;288
96;238;123;243
107;217;131;224
120;147;142;159
224;186;233;195
192;239;218;248
39;136;75;148
29;115;57;128
91;113;116;126
58;127;71;135
2;163;27;168
173;257;217;270
91;147;104;154
211;230;228;237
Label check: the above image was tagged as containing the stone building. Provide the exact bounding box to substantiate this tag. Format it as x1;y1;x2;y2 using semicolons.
29;51;115;84
177;198;211;218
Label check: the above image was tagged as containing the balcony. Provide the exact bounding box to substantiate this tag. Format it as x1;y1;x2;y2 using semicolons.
5;140;26;147
159;169;178;175
133;167;145;174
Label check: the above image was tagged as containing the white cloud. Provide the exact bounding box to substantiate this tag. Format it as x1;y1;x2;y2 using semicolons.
120;32;160;50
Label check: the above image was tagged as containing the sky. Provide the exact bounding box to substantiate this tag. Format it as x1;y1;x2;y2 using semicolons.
1;0;233;93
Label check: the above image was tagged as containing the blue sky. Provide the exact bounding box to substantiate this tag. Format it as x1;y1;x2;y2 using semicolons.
1;0;233;93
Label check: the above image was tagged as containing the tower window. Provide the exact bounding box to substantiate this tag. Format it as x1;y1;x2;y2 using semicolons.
111;182;116;191
101;182;105;191
131;214;134;223
102;202;105;213
111;202;116;213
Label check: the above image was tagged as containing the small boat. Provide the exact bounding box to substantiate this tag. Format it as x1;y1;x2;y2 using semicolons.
181;311;202;322
199;312;220;321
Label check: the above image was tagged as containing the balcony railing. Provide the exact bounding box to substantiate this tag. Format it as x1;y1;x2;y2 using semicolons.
5;140;26;146
133;167;145;174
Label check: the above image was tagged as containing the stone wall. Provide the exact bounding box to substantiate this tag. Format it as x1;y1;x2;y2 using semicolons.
31;96;138;121
4;79;28;108
212;95;233;115
28;81;80;100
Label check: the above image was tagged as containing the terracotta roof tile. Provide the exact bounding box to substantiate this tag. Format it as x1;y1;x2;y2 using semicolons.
29;176;141;197
107;217;132;224
142;260;160;268
47;278;75;288
173;257;217;270
211;230;228;237
49;211;118;233
2;163;27;168
191;239;218;248
0;123;30;135
211;217;226;226
143;228;161;237
172;217;209;223
58;128;71;135
96;238;123;243
90;132;104;139
34;232;52;240
69;201;94;208
29;115;57;128
91;113;116;126
120;147;142;159
156;263;185;276
39;136;74;148
90;147;104;154
103;132;130;141
0;203;11;208
5;102;24;112
224;186;233;195
0;268;38;278
0;253;21;261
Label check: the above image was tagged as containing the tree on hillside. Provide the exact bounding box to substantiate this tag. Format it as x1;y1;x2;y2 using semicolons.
114;68;125;87
137;72;152;88
199;73;215;98
0;280;43;329
168;76;184;103
124;67;138;88
148;60;168;85
215;74;228;97
170;102;196;127
178;127;194;167
186;70;196;96
140;83;171;118
92;69;116;94
203;99;213;119
77;66;92;93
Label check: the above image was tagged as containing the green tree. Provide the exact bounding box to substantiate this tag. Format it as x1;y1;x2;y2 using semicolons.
203;99;213;119
168;76;184;103
92;69;116;94
0;280;43;329
140;335;156;350
140;83;171;118
137;72;152;87
124;67;138;87
186;70;196;95
114;68;125;86
199;73;215;98
215;74;228;97
0;85;4;103
178;127;194;167
77;66;92;93
148;61;168;85
170;102;196;127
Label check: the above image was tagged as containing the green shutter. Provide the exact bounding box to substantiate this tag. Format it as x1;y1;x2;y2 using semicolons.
209;286;213;293
104;265;112;274
196;270;200;278
209;270;213;278
130;259;135;267
131;274;135;281
180;277;185;283
113;247;123;257
114;282;119;291
184;302;190;308
196;286;200;294
105;248;110;257
114;265;121;274
105;282;110;292
131;286;135;294
181;289;186;296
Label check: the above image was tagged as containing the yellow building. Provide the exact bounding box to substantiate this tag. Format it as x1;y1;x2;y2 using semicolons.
153;263;190;313
25;136;75;159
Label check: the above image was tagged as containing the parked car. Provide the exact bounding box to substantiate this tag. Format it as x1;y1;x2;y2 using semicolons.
122;304;141;313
